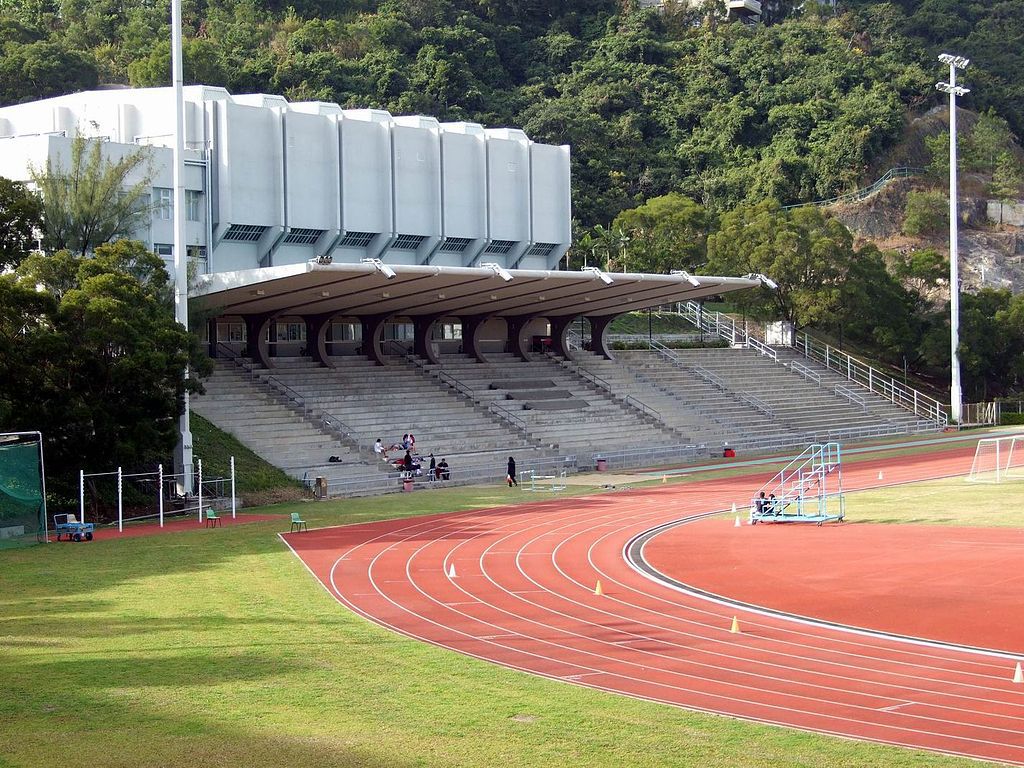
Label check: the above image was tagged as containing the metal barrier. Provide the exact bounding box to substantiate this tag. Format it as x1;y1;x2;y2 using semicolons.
781;167;926;210
591;444;709;471
793;334;947;426
834;384;868;413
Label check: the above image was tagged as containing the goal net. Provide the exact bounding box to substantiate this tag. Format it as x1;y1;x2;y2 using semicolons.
967;435;1024;483
0;432;46;548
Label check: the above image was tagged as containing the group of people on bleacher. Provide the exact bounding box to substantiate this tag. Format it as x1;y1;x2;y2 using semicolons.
373;436;449;481
754;491;780;516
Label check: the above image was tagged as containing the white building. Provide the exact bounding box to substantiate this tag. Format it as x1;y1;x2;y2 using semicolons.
0;86;572;275
0;86;756;368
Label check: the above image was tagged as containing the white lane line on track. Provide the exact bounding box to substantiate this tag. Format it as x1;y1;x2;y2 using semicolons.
383;502;1024;753
308;455;1024;763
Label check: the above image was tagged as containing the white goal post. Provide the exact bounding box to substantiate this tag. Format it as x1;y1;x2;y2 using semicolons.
967;435;1024;483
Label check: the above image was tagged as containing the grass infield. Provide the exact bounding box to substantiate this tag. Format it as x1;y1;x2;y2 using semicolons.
0;474;1015;768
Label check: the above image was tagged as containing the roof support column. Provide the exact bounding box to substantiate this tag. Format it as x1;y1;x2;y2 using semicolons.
304;313;333;368
413;315;442;366
548;316;578;361
361;314;389;367
462;315;488;363
506;316;531;362
244;314;274;369
586;314;616;360
207;317;219;358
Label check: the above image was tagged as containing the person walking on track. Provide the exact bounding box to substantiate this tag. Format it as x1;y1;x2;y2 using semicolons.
507;456;518;487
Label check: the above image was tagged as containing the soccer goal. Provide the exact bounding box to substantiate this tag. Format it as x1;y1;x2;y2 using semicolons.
967;435;1024;483
0;432;47;547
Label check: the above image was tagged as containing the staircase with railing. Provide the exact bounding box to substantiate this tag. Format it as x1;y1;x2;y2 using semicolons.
677;301;946;429
750;442;845;524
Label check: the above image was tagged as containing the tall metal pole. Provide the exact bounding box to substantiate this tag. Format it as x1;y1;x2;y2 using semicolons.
937;54;969;425
171;0;194;491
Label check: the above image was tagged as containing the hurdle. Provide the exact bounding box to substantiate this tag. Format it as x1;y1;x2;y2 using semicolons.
520;469;567;492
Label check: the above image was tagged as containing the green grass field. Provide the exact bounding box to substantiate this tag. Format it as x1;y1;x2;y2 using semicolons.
1;473;1017;768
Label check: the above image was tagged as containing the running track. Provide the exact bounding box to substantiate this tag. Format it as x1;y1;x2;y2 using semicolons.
283;446;1024;765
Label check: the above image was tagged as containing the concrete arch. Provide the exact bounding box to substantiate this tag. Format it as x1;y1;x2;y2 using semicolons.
243;313;274;369
413;314;443;366
360;314;390;366
586;314;617;359
548;315;580;360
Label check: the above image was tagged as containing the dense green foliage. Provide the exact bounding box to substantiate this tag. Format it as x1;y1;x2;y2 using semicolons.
1;1;1021;225
0;176;42;270
0;240;210;496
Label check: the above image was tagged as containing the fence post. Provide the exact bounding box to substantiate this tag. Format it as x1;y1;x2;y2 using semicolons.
197;458;203;522
79;469;85;524
158;463;164;527
230;456;236;519
117;466;123;533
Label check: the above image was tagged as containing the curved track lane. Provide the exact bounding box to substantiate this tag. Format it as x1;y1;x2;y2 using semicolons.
283;447;1024;766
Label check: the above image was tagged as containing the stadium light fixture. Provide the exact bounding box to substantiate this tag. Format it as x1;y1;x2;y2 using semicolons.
362;257;396;279
480;262;514;282
937;53;969;425
670;270;702;287
581;265;614;285
744;273;778;290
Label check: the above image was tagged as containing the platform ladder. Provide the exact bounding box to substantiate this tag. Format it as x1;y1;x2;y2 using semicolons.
750;442;845;525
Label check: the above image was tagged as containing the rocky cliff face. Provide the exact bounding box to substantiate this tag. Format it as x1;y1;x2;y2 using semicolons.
829;178;1024;297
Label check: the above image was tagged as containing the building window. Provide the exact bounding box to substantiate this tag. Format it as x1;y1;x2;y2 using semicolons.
483;239;516;255
437;323;462;340
153;243;173;272
188;245;208;274
329;322;361;341
339;231;376;248
218;322;246;343
392;234;426;251
154;188;172;220
273;322;306;342
186;190;202;222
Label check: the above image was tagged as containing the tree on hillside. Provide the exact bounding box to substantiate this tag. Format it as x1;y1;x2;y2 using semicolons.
30;136;154;257
989;152;1024;225
5;240;210;492
0;177;43;270
611;193;709;274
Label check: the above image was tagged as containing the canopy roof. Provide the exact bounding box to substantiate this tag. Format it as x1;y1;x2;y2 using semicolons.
191;262;758;319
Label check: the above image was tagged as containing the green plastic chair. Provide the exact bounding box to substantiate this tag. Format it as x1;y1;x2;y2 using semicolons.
204;507;221;528
290;512;308;533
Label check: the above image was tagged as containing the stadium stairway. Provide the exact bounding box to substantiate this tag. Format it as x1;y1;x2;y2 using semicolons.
609;348;940;450
248;356;559;487
426;352;689;456
192;362;377;490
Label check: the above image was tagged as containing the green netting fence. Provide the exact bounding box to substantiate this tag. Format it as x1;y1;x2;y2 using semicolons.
0;434;46;548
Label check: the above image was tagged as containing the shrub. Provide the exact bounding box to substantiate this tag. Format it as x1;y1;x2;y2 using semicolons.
903;190;949;237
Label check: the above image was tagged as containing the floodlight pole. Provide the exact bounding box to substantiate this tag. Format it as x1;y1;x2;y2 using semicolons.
937;54;969;425
171;0;193;492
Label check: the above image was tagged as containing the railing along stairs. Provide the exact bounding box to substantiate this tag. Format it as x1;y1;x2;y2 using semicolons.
676;302;947;428
749;442;845;525
213;342;364;449
397;348;536;439
649;340;776;420
545;350;664;424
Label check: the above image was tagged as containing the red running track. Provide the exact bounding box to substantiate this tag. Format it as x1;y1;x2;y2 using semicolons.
283;446;1024;765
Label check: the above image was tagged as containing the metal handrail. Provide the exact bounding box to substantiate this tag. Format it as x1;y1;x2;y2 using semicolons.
747;336;778;362
794;333;947;426
782;167;926;210
549;351;662;422
835;384;868;413
789;361;822;386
